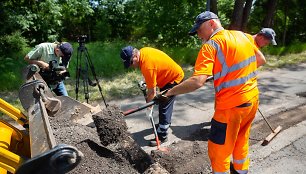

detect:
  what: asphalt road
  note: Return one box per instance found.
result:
[111,63,306,173]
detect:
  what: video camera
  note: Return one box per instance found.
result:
[39,60,70,85]
[77,35,87,47]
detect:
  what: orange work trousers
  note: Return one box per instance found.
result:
[208,95,259,173]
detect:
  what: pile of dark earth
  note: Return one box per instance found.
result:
[49,105,169,174]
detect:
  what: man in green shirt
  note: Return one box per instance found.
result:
[24,42,73,96]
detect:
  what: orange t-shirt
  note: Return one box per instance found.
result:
[139,47,184,89]
[193,30,259,110]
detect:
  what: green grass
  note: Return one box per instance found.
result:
[69,41,127,78]
[262,51,306,70]
[65,69,144,103]
[262,42,306,56]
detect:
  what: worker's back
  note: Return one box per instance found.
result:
[139,47,184,89]
[209,29,259,110]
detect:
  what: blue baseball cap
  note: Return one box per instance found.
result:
[189,11,219,35]
[59,42,73,61]
[259,28,277,45]
[120,46,134,68]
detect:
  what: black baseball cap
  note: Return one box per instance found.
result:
[120,46,134,68]
[59,42,73,61]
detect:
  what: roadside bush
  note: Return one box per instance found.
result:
[0,57,25,91]
[0,32,29,91]
[0,32,28,59]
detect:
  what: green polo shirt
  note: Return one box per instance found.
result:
[27,42,62,67]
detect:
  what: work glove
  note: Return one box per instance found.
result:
[153,90,169,104]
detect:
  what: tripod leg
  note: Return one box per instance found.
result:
[81,68,90,103]
[82,56,90,103]
[75,50,81,100]
[83,48,108,108]
[76,47,91,103]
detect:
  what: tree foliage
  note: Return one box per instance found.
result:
[0,0,305,58]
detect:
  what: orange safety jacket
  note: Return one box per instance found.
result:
[244,33,260,49]
[205,30,259,110]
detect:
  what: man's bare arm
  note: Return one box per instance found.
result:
[146,87,157,102]
[255,49,266,68]
[24,55,49,70]
[166,75,208,97]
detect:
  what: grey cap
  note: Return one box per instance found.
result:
[259,28,277,45]
[189,11,219,35]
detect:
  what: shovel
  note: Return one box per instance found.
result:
[146,106,169,152]
[122,100,156,116]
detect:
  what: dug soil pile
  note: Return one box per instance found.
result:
[49,104,171,173]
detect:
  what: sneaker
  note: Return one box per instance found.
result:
[149,136,168,147]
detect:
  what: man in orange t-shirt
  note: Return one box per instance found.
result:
[244,28,277,67]
[120,46,184,146]
[165,11,266,173]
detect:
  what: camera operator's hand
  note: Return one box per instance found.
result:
[33,60,50,70]
[57,69,70,80]
[24,56,50,71]
[54,65,66,73]
[39,62,50,70]
[57,69,67,75]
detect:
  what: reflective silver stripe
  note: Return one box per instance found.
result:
[228,56,256,73]
[215,70,257,92]
[206,38,257,93]
[156,127,163,133]
[158,124,170,129]
[207,40,257,81]
[233,157,249,173]
[214,55,256,81]
[206,40,228,80]
[236,170,248,174]
[233,157,247,164]
[157,124,170,134]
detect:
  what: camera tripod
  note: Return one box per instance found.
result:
[75,36,108,107]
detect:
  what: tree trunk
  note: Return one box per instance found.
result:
[228,0,245,30]
[262,0,277,27]
[282,2,288,45]
[211,0,218,15]
[241,0,253,32]
[206,0,211,11]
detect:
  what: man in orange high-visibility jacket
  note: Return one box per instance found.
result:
[165,11,266,173]
[120,46,184,146]
[245,28,277,49]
